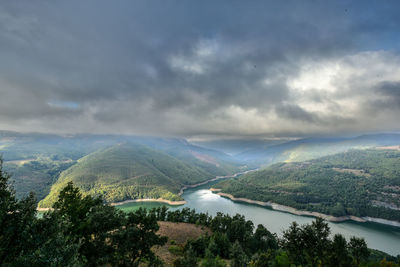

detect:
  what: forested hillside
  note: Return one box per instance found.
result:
[1,131,241,201]
[39,143,238,207]
[2,163,399,266]
[236,134,400,166]
[215,149,400,221]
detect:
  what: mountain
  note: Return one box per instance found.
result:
[215,148,400,221]
[235,133,400,166]
[1,131,242,201]
[191,138,287,155]
[38,142,241,208]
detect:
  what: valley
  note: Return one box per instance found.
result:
[2,131,400,258]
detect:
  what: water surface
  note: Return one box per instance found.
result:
[118,182,400,255]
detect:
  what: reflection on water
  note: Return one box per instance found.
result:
[117,184,400,256]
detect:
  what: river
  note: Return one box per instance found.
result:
[117,181,400,256]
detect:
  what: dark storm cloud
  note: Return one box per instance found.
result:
[0,0,399,137]
[367,81,400,112]
[377,82,400,105]
[275,104,319,123]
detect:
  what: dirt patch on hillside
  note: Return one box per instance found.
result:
[150,221,211,266]
[332,167,371,177]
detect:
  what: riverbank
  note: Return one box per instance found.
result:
[110,198,186,206]
[36,169,256,211]
[37,198,186,211]
[214,191,400,227]
[179,169,258,195]
[37,207,53,212]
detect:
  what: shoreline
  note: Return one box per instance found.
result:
[214,191,400,227]
[37,207,53,212]
[179,168,258,195]
[36,169,257,211]
[107,169,258,207]
[37,198,186,211]
[110,198,186,206]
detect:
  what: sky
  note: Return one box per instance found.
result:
[0,0,399,139]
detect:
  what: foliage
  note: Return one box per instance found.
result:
[1,157,399,266]
[4,158,75,200]
[173,245,198,267]
[230,241,248,267]
[39,143,220,207]
[215,149,400,221]
[1,132,242,206]
[0,159,166,266]
[149,206,400,266]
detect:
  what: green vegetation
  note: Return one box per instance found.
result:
[1,131,242,205]
[215,149,400,221]
[4,158,75,200]
[1,160,399,266]
[150,207,400,266]
[236,134,400,166]
[0,159,166,266]
[39,143,230,207]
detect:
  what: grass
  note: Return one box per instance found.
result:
[151,221,211,266]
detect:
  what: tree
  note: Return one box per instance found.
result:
[174,245,198,267]
[0,158,81,265]
[281,218,331,266]
[52,183,167,266]
[329,234,351,266]
[310,217,330,264]
[248,253,271,267]
[281,221,304,264]
[201,249,227,267]
[349,236,370,266]
[251,224,278,253]
[211,232,231,258]
[1,157,167,267]
[230,241,248,267]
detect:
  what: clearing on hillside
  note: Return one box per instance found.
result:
[151,221,211,266]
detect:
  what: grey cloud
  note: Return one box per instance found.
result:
[275,104,319,123]
[367,81,400,111]
[377,81,400,104]
[0,1,399,137]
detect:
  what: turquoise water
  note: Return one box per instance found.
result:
[117,182,400,256]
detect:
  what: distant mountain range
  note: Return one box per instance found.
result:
[0,131,242,202]
[233,133,400,166]
[1,131,400,209]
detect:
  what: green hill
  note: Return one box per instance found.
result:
[1,131,242,201]
[236,134,400,166]
[215,148,400,221]
[39,143,218,207]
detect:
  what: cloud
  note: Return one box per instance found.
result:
[375,81,400,106]
[0,1,399,137]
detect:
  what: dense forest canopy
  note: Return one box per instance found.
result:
[1,160,399,266]
[215,149,400,221]
[0,133,241,206]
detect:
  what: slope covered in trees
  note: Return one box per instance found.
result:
[0,160,167,266]
[215,149,400,221]
[156,207,399,266]
[235,134,400,166]
[1,131,241,201]
[39,143,239,208]
[2,160,399,266]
